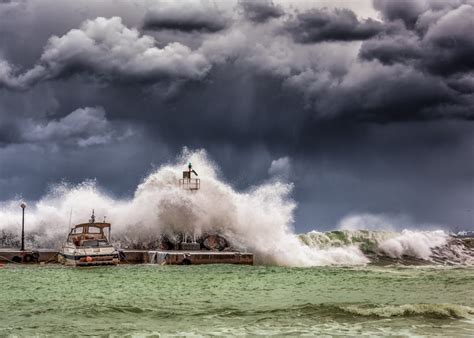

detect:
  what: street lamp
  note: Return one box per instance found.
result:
[20,202,26,251]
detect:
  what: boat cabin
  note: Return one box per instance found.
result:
[67,222,111,248]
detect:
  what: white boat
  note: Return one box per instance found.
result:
[58,211,119,266]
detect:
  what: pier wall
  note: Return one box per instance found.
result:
[0,249,253,265]
[148,251,254,265]
[0,250,58,264]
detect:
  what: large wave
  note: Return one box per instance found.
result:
[0,149,472,266]
[299,230,473,265]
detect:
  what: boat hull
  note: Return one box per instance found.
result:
[59,252,119,266]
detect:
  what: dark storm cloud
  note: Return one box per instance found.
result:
[0,0,474,231]
[373,0,427,28]
[358,30,423,66]
[447,74,474,94]
[143,2,228,32]
[360,3,474,77]
[0,16,211,90]
[422,4,474,75]
[286,8,383,43]
[1,1,473,121]
[286,63,465,121]
[0,106,132,147]
[239,0,284,23]
[21,107,116,147]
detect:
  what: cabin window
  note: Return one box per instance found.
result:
[81,240,109,247]
[72,227,84,234]
[82,241,99,248]
[88,226,102,234]
[82,240,99,247]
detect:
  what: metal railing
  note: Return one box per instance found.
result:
[179,178,200,190]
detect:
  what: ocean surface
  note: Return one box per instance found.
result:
[0,264,473,336]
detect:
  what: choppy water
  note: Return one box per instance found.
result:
[0,264,473,336]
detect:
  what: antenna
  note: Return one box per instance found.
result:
[68,207,73,230]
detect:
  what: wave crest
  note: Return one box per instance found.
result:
[340,303,474,319]
[299,229,473,265]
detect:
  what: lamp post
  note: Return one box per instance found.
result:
[20,202,26,251]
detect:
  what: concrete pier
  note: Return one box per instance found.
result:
[145,250,254,265]
[0,249,253,265]
[0,249,58,263]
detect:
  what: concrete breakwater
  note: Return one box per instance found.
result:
[0,249,253,265]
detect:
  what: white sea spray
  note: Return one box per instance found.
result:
[378,230,448,260]
[0,149,369,266]
[0,149,471,266]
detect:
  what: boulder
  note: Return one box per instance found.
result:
[202,234,229,251]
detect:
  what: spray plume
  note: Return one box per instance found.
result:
[0,149,470,266]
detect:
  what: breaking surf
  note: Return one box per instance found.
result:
[0,149,472,267]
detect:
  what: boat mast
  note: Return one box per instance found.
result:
[89,209,95,223]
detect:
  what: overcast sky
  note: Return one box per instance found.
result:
[0,0,473,232]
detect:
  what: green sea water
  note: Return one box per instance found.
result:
[0,264,473,336]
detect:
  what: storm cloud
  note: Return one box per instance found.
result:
[239,0,284,23]
[20,106,131,147]
[0,16,211,90]
[143,1,228,32]
[0,0,473,231]
[360,2,474,76]
[285,8,384,43]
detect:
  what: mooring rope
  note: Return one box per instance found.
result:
[43,252,59,264]
[118,250,133,264]
[0,254,21,264]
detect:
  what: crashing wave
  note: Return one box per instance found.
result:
[248,303,474,319]
[0,148,472,266]
[298,229,474,265]
[339,303,474,319]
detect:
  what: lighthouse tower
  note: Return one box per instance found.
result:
[178,162,200,249]
[179,162,200,191]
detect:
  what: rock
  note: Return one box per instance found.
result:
[159,236,175,250]
[202,234,229,251]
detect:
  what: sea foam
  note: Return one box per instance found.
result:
[0,149,471,266]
